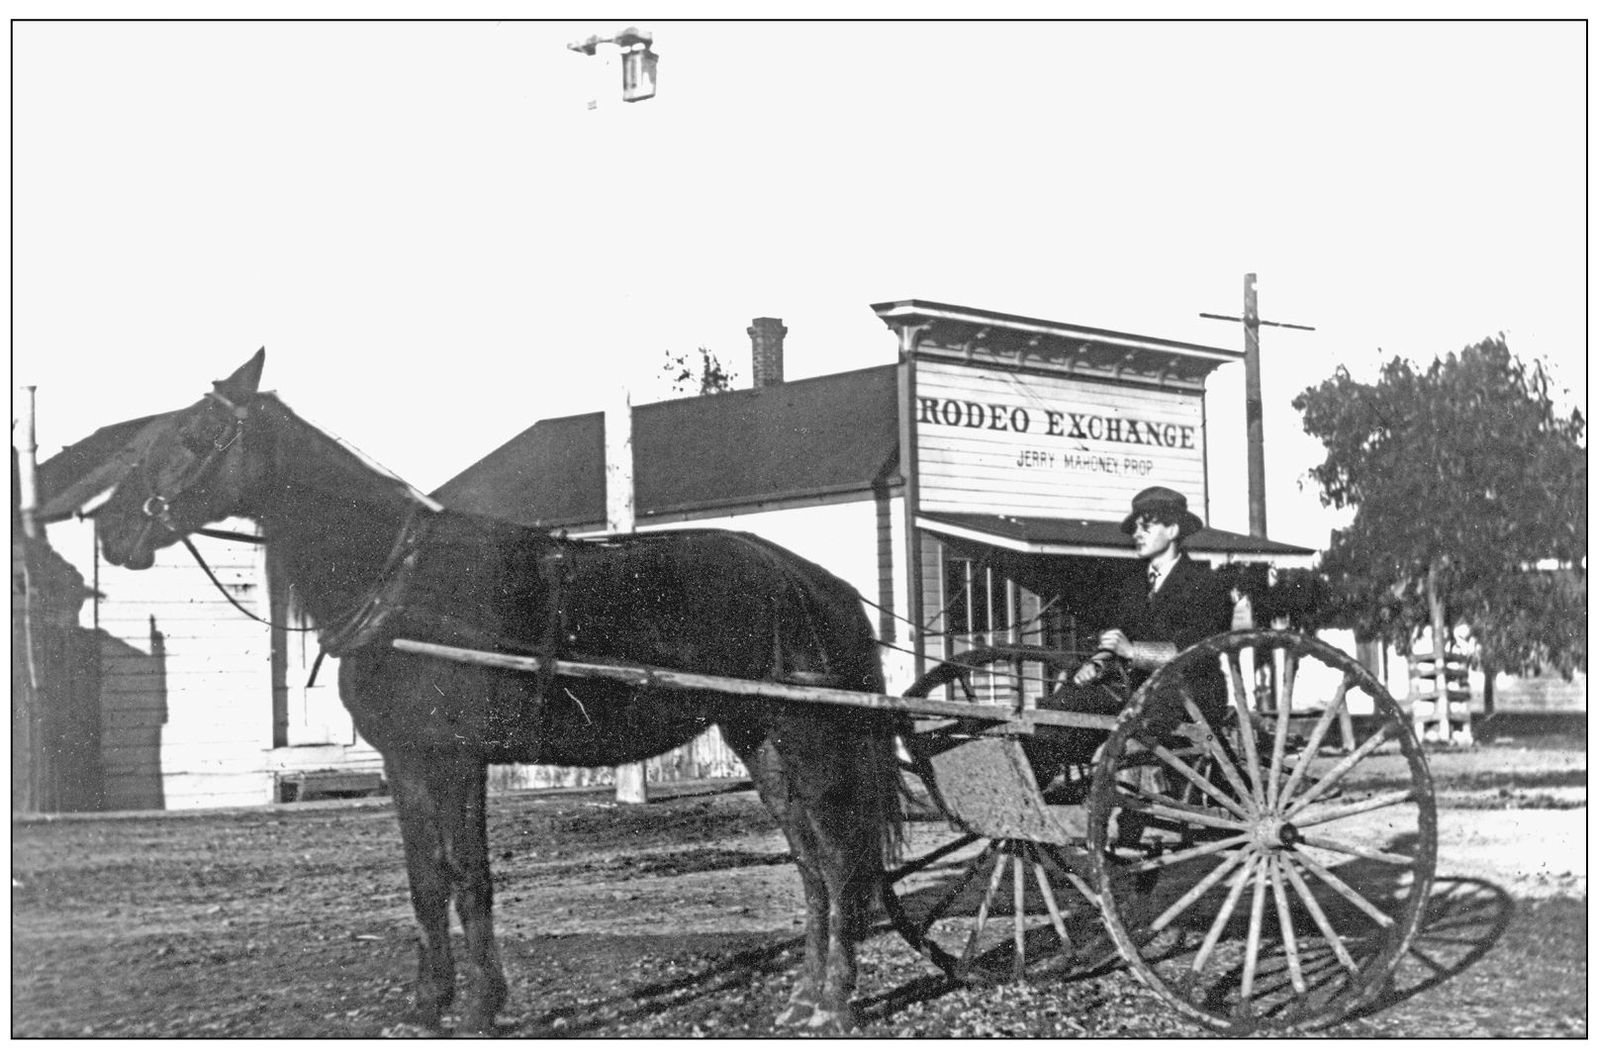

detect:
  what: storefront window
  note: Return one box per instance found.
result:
[942,556,1011,637]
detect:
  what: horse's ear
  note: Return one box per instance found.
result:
[215,347,266,400]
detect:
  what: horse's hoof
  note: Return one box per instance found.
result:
[774,1000,816,1027]
[400,1005,444,1032]
[380,1022,441,1039]
[804,1005,858,1034]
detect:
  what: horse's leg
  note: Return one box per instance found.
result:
[722,722,829,1026]
[777,849,831,1025]
[386,751,456,1029]
[784,711,895,1032]
[386,749,508,1034]
[439,755,508,1034]
[803,792,881,1033]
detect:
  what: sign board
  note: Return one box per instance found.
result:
[913,359,1206,521]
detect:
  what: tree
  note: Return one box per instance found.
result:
[1293,336,1586,680]
[660,347,737,396]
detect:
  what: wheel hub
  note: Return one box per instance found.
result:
[1251,815,1302,851]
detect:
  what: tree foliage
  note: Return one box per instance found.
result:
[1292,336,1586,677]
[661,348,737,396]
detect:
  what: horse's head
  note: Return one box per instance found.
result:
[96,349,268,570]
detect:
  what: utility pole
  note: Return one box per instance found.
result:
[569,29,657,804]
[1200,274,1315,538]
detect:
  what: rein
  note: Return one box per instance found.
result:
[176,505,435,648]
[179,534,313,633]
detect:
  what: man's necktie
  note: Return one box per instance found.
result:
[1148,565,1160,598]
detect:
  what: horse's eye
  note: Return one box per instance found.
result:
[178,427,212,454]
[178,410,230,452]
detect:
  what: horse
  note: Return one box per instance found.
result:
[91,349,905,1034]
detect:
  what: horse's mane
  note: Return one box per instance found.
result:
[251,393,447,632]
[256,392,442,512]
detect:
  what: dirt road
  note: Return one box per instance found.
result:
[10,740,1586,1038]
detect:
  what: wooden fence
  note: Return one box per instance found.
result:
[12,535,103,813]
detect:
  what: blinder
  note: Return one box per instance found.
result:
[137,388,251,533]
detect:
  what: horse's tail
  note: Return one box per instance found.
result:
[832,599,910,871]
[725,531,909,869]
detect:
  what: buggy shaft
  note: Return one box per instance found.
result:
[390,638,1118,733]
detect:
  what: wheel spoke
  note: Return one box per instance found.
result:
[916,843,995,939]
[1224,652,1267,798]
[1282,722,1397,818]
[1152,847,1250,932]
[1277,672,1354,806]
[1126,832,1251,873]
[959,846,1010,969]
[1193,852,1258,973]
[1407,943,1454,978]
[1178,694,1257,813]
[1279,855,1360,974]
[1145,740,1252,821]
[1295,832,1415,867]
[1240,852,1272,1002]
[1112,790,1252,832]
[1029,852,1075,962]
[1059,863,1098,907]
[1292,788,1417,829]
[885,831,982,882]
[1267,649,1298,810]
[1290,848,1396,928]
[1269,857,1308,993]
[1012,844,1027,981]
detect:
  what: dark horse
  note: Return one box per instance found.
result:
[93,350,904,1034]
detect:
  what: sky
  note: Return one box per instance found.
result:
[9,18,1587,551]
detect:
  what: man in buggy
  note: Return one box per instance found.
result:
[1028,486,1234,796]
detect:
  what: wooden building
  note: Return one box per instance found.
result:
[437,302,1316,777]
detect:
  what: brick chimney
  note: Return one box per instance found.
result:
[748,317,787,389]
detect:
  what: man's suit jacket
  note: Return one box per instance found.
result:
[1109,554,1233,715]
[1111,554,1232,653]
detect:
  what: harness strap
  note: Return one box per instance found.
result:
[535,547,575,698]
[319,505,436,655]
[178,505,434,688]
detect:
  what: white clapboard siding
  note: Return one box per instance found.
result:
[487,725,745,792]
[95,518,281,811]
[915,360,1207,518]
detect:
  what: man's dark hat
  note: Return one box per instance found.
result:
[1120,485,1204,537]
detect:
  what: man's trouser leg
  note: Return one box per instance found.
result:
[1024,682,1127,790]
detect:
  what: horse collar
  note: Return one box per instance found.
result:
[319,505,436,655]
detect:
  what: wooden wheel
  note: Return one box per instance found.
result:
[882,647,1114,985]
[1087,630,1438,1032]
[881,835,1111,985]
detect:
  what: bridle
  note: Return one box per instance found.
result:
[138,388,251,534]
[122,385,436,675]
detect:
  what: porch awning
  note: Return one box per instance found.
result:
[918,511,1317,567]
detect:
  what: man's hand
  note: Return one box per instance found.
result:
[1071,657,1103,687]
[1097,629,1133,659]
[1072,646,1121,687]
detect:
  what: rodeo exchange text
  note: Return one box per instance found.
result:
[915,397,1196,450]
